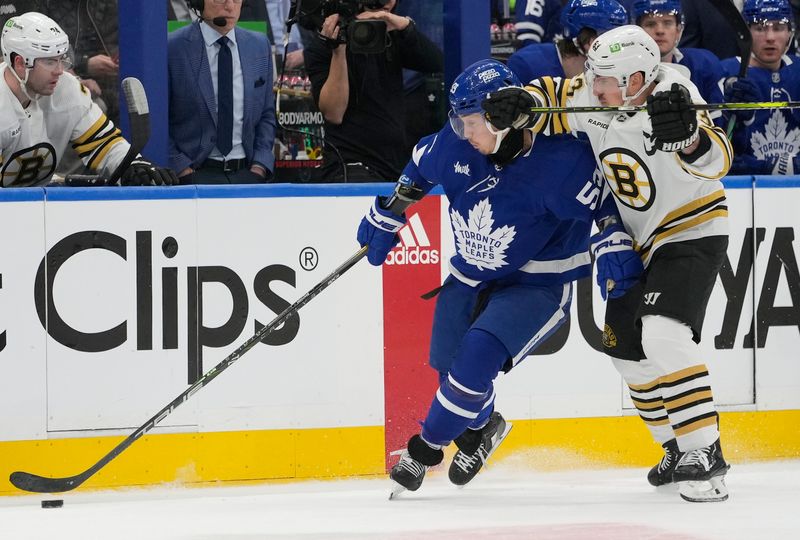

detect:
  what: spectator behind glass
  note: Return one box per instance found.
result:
[304,0,443,182]
[632,0,725,127]
[168,0,276,184]
[266,0,304,69]
[39,0,120,124]
[679,0,745,59]
[722,0,800,175]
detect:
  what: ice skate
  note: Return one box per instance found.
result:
[673,439,730,502]
[448,411,512,487]
[648,438,683,487]
[388,435,443,499]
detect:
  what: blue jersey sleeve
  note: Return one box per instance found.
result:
[514,0,562,45]
[399,130,447,195]
[539,138,599,223]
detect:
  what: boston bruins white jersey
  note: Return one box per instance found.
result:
[526,65,732,266]
[0,66,129,187]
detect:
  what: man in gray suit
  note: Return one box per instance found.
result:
[168,0,276,184]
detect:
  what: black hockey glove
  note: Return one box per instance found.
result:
[481,87,541,131]
[647,83,699,152]
[120,158,179,186]
[723,76,764,123]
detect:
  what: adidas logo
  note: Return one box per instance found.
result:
[386,213,440,266]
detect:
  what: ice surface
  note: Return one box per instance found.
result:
[1,459,798,540]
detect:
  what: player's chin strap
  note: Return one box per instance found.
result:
[489,127,526,166]
[7,65,38,103]
[621,82,649,108]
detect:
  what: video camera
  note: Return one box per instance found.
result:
[291,0,391,54]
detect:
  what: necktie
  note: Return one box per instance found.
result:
[216,36,233,156]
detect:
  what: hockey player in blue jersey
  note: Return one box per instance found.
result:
[355,59,640,497]
[722,0,800,175]
[631,0,726,127]
[509,0,628,84]
[513,0,563,45]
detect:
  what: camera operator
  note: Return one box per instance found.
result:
[303,0,443,182]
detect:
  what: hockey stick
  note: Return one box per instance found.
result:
[524,100,800,114]
[9,245,369,493]
[105,77,151,186]
[707,0,752,138]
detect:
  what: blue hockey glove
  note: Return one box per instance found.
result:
[357,196,406,266]
[591,223,644,301]
[723,77,764,123]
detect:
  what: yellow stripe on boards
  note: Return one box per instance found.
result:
[1,411,798,494]
[0,426,384,495]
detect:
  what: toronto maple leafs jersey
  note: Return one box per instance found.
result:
[514,0,563,45]
[0,67,129,187]
[401,124,598,286]
[507,43,565,85]
[525,65,732,266]
[672,47,725,125]
[720,55,800,175]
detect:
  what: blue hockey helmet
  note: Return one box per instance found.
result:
[448,59,521,143]
[449,59,521,116]
[743,0,794,28]
[632,0,684,25]
[560,0,629,40]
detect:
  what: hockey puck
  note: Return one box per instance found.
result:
[41,499,63,509]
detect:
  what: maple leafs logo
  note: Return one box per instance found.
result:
[450,198,516,271]
[751,112,800,160]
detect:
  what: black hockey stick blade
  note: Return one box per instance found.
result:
[707,0,752,137]
[707,0,752,75]
[9,245,369,493]
[106,77,151,185]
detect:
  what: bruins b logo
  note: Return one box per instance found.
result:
[1,142,57,187]
[599,147,655,212]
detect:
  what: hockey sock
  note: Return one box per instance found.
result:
[640,315,720,451]
[611,355,674,445]
[421,329,509,447]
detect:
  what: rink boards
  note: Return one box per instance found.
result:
[0,179,798,493]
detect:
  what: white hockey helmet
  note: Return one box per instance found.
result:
[1,12,70,68]
[585,25,660,103]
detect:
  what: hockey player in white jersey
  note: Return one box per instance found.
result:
[356,59,625,497]
[483,25,733,502]
[0,12,176,187]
